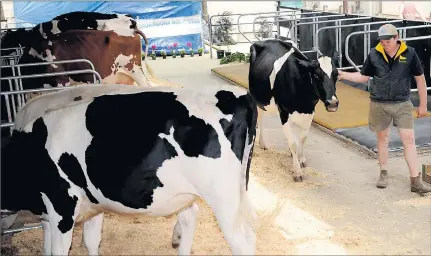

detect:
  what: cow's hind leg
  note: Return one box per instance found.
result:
[171,202,199,254]
[257,107,268,150]
[83,213,104,255]
[41,218,52,255]
[202,179,255,255]
[41,192,80,255]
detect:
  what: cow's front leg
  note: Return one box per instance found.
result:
[171,202,199,255]
[257,107,267,150]
[83,213,104,255]
[282,121,304,182]
[298,130,308,168]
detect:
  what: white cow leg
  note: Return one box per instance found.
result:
[282,121,304,182]
[41,193,78,255]
[204,183,255,254]
[171,202,199,255]
[83,213,104,255]
[298,130,308,168]
[297,113,314,168]
[41,218,52,255]
[257,107,267,150]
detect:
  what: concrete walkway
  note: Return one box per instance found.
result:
[146,55,431,255]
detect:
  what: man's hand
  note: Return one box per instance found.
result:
[417,104,428,118]
[337,70,345,81]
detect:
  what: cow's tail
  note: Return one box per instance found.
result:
[234,97,286,234]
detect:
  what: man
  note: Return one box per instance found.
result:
[338,24,430,194]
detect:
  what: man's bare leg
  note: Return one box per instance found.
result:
[398,128,431,194]
[376,127,390,188]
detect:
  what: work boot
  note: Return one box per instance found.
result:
[411,172,431,194]
[376,169,388,189]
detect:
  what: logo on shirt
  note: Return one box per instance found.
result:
[399,55,407,63]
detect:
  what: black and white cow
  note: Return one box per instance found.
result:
[1,83,263,255]
[248,39,339,182]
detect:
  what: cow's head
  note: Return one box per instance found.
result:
[0,28,41,55]
[248,40,339,113]
[296,50,340,112]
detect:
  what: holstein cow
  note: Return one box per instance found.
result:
[248,39,339,182]
[1,83,277,255]
[1,11,149,56]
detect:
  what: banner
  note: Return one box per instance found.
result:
[13,1,203,55]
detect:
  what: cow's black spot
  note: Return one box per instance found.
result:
[84,91,221,209]
[74,96,82,101]
[57,153,99,204]
[1,118,78,234]
[215,90,257,190]
[104,36,110,45]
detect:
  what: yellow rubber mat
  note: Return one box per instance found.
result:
[211,63,430,131]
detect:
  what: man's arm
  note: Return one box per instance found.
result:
[338,71,370,83]
[411,50,427,117]
[338,54,373,83]
[415,74,428,116]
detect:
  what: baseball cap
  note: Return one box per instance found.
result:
[377,24,398,40]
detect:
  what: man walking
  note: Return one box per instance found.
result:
[338,24,430,194]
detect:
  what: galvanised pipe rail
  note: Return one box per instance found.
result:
[209,10,307,58]
[252,14,345,42]
[240,11,326,44]
[345,24,431,72]
[315,19,404,69]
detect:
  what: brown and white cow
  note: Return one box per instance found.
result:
[21,29,152,88]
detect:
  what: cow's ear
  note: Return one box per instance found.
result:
[296,59,311,68]
[297,59,319,70]
[331,50,339,67]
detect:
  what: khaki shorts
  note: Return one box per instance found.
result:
[368,100,414,132]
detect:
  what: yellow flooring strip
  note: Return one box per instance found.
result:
[211,63,430,131]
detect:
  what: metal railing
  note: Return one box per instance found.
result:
[1,68,102,134]
[208,10,306,58]
[345,24,431,72]
[251,13,346,43]
[288,16,372,49]
[239,11,329,44]
[208,10,326,58]
[344,31,431,93]
[315,19,405,69]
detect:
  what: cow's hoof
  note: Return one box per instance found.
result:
[172,234,181,248]
[293,176,303,182]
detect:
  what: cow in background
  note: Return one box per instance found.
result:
[0,83,282,255]
[1,11,153,125]
[248,39,340,182]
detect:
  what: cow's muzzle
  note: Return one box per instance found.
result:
[325,96,339,112]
